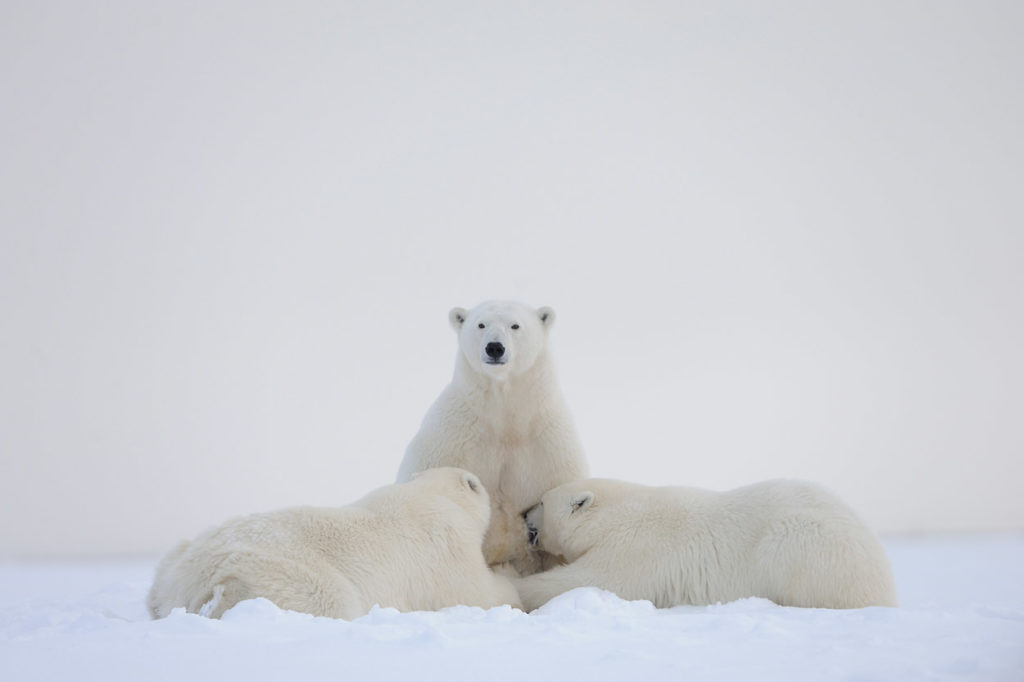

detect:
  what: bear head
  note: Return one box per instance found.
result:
[524,479,633,563]
[448,300,555,379]
[408,466,492,533]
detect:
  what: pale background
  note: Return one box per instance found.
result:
[1,1,1021,558]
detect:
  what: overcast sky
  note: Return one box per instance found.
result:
[1,1,1022,557]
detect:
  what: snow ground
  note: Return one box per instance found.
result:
[1,534,1022,682]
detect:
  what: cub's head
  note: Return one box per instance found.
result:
[524,479,631,563]
[408,467,491,532]
[449,300,555,379]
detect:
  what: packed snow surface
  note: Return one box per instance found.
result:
[2,534,1022,681]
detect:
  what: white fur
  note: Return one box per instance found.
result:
[147,468,521,619]
[515,478,898,610]
[397,301,589,573]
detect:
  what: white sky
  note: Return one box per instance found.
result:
[1,1,1022,556]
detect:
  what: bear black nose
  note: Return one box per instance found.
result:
[485,342,505,359]
[527,526,539,547]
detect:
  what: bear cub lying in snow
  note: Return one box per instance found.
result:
[515,478,898,611]
[398,300,588,574]
[147,468,521,619]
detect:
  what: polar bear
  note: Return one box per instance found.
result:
[397,300,588,574]
[515,478,898,610]
[147,468,521,619]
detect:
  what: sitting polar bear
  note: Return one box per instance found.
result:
[147,468,521,619]
[397,301,588,574]
[515,478,898,611]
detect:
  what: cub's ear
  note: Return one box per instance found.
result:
[537,306,556,328]
[461,471,482,493]
[449,307,468,331]
[570,491,593,513]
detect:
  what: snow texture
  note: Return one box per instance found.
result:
[1,534,1022,681]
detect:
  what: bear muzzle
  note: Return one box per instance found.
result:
[523,503,542,547]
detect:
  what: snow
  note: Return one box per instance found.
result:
[2,534,1022,681]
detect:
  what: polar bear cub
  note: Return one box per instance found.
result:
[397,301,588,573]
[147,468,521,619]
[516,478,898,610]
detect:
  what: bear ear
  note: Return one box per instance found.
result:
[537,306,556,329]
[570,491,593,513]
[449,307,468,331]
[461,471,482,493]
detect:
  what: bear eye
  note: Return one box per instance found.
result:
[511,324,520,330]
[478,323,485,329]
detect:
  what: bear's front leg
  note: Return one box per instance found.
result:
[513,563,606,611]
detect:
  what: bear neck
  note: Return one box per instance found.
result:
[452,350,558,418]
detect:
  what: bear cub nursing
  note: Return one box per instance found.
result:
[148,300,898,619]
[147,468,521,619]
[516,478,898,611]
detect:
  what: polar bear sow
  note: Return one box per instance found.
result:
[516,478,897,610]
[147,468,521,619]
[397,301,588,573]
